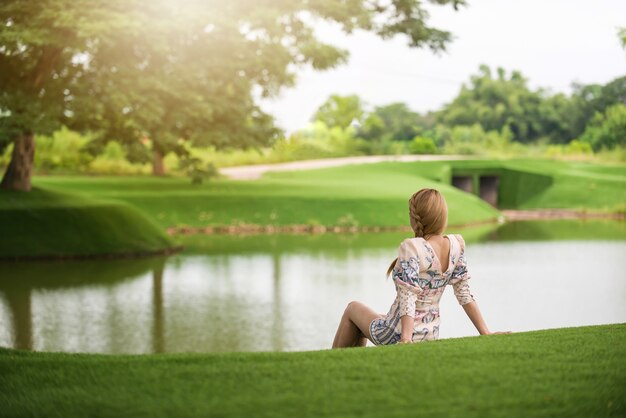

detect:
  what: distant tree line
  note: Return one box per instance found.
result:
[312,65,626,154]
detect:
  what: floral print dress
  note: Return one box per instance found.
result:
[369,234,474,345]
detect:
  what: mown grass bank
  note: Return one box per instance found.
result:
[33,159,625,233]
[0,188,176,259]
[3,158,623,258]
[30,161,500,230]
[1,324,624,417]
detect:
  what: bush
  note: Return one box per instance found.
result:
[580,103,626,151]
[545,139,594,160]
[31,128,94,173]
[408,136,437,154]
[271,121,365,161]
[88,142,151,175]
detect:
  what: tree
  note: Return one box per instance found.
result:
[313,95,365,129]
[359,103,432,141]
[1,0,467,190]
[536,93,582,144]
[580,103,626,151]
[568,75,626,141]
[438,65,547,143]
[0,0,155,189]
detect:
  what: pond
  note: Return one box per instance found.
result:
[1,220,625,354]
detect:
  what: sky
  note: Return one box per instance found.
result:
[260,0,626,133]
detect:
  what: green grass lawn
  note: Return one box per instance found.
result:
[0,188,176,259]
[29,161,499,230]
[498,159,626,210]
[2,158,624,258]
[32,159,625,232]
[402,158,626,211]
[1,324,624,417]
[26,165,499,228]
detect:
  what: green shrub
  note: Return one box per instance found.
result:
[88,142,151,175]
[545,139,594,160]
[408,136,437,154]
[271,121,366,161]
[580,103,626,151]
[34,128,95,172]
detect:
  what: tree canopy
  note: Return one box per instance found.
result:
[0,0,467,188]
[580,103,626,151]
[437,65,626,144]
[437,65,546,143]
[312,95,365,129]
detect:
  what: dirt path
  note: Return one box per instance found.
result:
[219,155,473,180]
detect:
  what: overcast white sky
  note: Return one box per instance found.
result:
[260,0,626,133]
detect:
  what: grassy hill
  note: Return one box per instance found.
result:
[0,188,176,259]
[31,159,625,234]
[31,162,501,230]
[2,158,623,258]
[1,324,624,417]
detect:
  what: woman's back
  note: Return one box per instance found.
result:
[332,188,508,349]
[424,235,451,272]
[392,234,467,291]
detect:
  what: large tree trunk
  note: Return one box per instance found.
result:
[152,148,166,176]
[1,133,35,191]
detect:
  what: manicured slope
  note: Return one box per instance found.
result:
[1,324,624,417]
[28,159,626,235]
[404,159,626,211]
[503,160,626,211]
[33,163,500,229]
[0,188,176,259]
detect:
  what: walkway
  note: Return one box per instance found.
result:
[219,155,472,180]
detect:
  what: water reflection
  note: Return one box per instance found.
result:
[4,286,32,350]
[0,220,624,354]
[152,261,165,353]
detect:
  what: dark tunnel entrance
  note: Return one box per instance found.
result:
[450,173,501,207]
[479,176,500,207]
[451,176,473,193]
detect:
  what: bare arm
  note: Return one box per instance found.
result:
[400,315,413,343]
[461,301,490,335]
[462,301,510,335]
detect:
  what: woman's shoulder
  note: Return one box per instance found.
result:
[449,234,466,251]
[398,237,422,254]
[450,233,465,244]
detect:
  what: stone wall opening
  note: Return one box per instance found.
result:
[452,175,473,193]
[479,175,500,207]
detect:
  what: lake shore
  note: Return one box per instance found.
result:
[165,209,624,236]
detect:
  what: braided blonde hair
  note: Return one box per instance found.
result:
[386,188,448,277]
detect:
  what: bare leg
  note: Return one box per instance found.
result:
[332,301,382,349]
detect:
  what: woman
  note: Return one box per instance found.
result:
[332,188,509,348]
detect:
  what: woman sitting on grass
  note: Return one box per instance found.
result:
[332,188,509,348]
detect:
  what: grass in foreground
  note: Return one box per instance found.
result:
[0,324,624,417]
